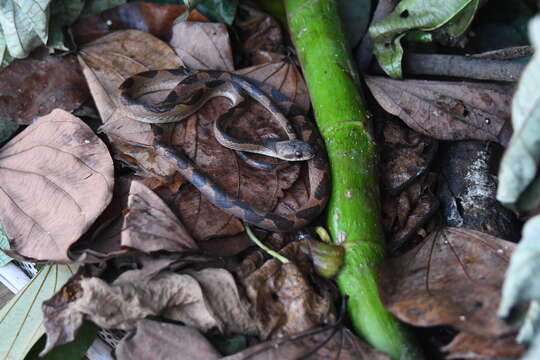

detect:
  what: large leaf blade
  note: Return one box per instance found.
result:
[0,264,78,360]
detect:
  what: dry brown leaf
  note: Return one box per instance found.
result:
[42,268,257,351]
[382,173,439,252]
[379,227,515,337]
[69,177,197,261]
[0,52,89,125]
[379,118,438,194]
[442,332,524,359]
[72,2,208,45]
[365,76,513,144]
[170,22,234,71]
[0,109,114,262]
[224,327,392,360]
[234,4,285,65]
[123,179,197,253]
[240,241,337,340]
[116,321,221,360]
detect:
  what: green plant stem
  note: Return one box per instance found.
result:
[244,223,290,264]
[284,0,422,358]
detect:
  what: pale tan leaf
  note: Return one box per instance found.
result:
[0,109,114,262]
[170,21,234,71]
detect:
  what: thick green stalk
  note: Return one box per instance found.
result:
[284,0,421,358]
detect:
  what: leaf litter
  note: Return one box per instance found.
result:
[0,1,533,359]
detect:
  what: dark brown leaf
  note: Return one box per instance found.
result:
[240,241,337,340]
[116,321,221,360]
[379,118,438,194]
[234,4,286,65]
[379,227,515,337]
[442,332,524,359]
[71,2,208,45]
[223,327,392,360]
[170,21,234,71]
[42,268,257,351]
[0,109,114,262]
[382,172,439,252]
[365,76,513,144]
[0,52,89,125]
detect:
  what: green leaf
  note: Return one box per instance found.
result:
[25,321,98,360]
[368,0,479,78]
[0,0,52,59]
[337,0,371,48]
[499,215,540,320]
[0,264,78,360]
[81,0,126,17]
[47,0,84,50]
[0,226,12,267]
[440,0,480,38]
[0,116,18,143]
[196,0,238,25]
[497,16,540,211]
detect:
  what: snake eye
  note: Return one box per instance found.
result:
[295,151,303,158]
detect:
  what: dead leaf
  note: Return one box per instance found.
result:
[223,327,392,360]
[42,268,257,351]
[382,173,439,252]
[442,332,524,359]
[116,320,221,360]
[170,21,234,71]
[379,118,438,194]
[0,51,89,125]
[240,241,337,340]
[0,109,114,262]
[71,2,208,45]
[365,76,513,144]
[379,227,515,337]
[69,177,197,261]
[234,4,285,65]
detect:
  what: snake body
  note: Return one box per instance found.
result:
[118,68,330,232]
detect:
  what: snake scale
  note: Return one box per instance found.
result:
[118,67,330,232]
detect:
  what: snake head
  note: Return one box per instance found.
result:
[275,140,316,161]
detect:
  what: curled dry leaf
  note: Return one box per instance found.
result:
[0,109,114,262]
[234,4,285,65]
[382,172,439,252]
[42,268,257,351]
[379,118,438,194]
[116,320,221,360]
[442,332,524,359]
[240,241,337,340]
[0,52,89,125]
[71,2,208,45]
[170,21,234,71]
[223,327,392,360]
[365,76,513,144]
[379,227,515,337]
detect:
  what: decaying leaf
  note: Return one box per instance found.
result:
[382,173,439,252]
[366,76,512,144]
[42,268,257,352]
[0,264,78,360]
[170,21,233,71]
[223,327,392,360]
[72,2,207,45]
[0,109,114,262]
[116,320,221,360]
[0,52,89,125]
[497,16,540,211]
[379,118,438,194]
[234,4,285,64]
[240,241,337,340]
[368,0,479,78]
[380,227,515,337]
[442,332,524,359]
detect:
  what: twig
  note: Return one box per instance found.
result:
[244,223,290,264]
